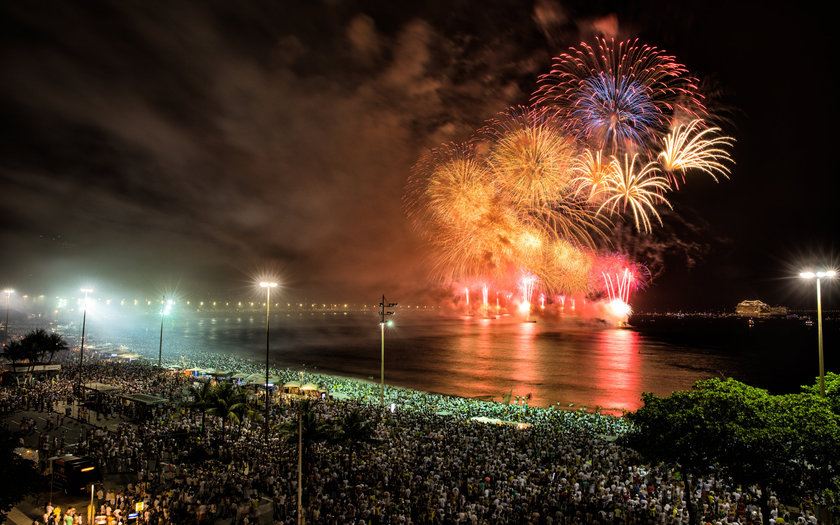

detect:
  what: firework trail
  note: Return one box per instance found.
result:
[596,154,672,233]
[519,274,538,315]
[658,119,735,188]
[534,38,704,155]
[571,149,611,200]
[602,269,633,303]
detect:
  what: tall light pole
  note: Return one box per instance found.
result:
[158,299,174,368]
[76,288,93,394]
[3,289,12,343]
[260,281,277,442]
[799,270,836,397]
[379,295,397,407]
[297,408,303,525]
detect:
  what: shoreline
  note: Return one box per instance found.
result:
[96,345,631,419]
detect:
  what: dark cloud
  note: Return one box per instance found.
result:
[1,1,836,310]
[0,0,554,300]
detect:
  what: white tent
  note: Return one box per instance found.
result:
[329,392,351,401]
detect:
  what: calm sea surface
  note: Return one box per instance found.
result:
[49,311,839,413]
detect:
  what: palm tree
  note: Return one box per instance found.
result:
[276,399,335,522]
[334,406,378,471]
[276,399,334,453]
[2,329,67,364]
[2,339,29,385]
[25,329,68,363]
[188,381,215,430]
[2,330,67,384]
[40,330,68,364]
[206,382,248,439]
[231,395,259,434]
[1,339,27,365]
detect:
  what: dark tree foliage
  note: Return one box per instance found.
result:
[802,371,840,415]
[333,406,377,471]
[205,382,249,439]
[625,378,840,524]
[0,430,47,521]
[2,328,68,364]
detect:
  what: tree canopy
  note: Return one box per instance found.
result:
[0,430,47,522]
[802,371,840,415]
[625,377,840,523]
[2,328,68,365]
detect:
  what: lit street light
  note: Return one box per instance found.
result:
[76,288,93,393]
[379,295,397,407]
[799,269,836,397]
[260,281,278,443]
[158,298,174,368]
[3,289,13,343]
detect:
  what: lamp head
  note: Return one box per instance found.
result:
[259,282,278,288]
[800,270,836,279]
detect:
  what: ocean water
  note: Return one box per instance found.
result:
[48,310,837,413]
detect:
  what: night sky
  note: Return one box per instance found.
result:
[0,1,836,311]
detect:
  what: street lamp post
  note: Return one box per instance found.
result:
[260,282,277,442]
[378,295,397,407]
[799,270,836,397]
[297,409,303,525]
[3,289,12,343]
[76,288,93,394]
[158,299,174,368]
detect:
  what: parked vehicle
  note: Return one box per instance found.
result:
[52,455,101,494]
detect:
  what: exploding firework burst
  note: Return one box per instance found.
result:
[534,38,704,155]
[407,143,517,283]
[485,108,577,207]
[658,119,735,188]
[406,143,494,228]
[481,108,609,248]
[597,154,672,233]
[571,149,612,200]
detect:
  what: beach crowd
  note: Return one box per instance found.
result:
[1,348,827,525]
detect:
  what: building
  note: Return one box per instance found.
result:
[735,300,788,317]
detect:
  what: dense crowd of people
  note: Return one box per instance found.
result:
[1,348,829,524]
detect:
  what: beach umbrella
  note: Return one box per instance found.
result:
[283,381,302,389]
[245,373,264,383]
[300,383,319,391]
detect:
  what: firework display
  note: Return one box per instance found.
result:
[533,38,704,154]
[406,38,734,319]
